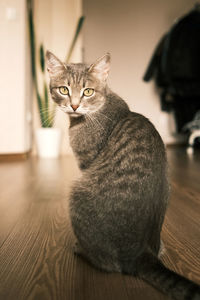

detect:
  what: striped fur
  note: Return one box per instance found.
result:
[46,51,200,300]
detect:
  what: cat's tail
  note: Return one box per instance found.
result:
[136,252,200,300]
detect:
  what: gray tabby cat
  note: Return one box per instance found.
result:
[46,50,200,300]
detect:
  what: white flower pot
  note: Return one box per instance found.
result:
[35,128,62,158]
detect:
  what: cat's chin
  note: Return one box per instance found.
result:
[68,112,83,118]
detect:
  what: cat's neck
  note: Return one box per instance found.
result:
[69,115,85,128]
[69,89,129,169]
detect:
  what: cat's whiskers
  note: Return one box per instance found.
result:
[41,110,56,127]
[86,114,105,133]
[85,114,100,131]
[84,115,93,130]
[39,107,55,112]
[40,109,56,119]
[39,107,57,121]
[85,114,95,128]
[94,111,113,122]
[93,117,105,132]
[40,109,56,114]
[41,118,54,128]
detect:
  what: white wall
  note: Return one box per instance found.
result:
[83,0,197,144]
[0,0,31,154]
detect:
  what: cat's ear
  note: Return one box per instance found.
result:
[46,50,65,76]
[88,53,111,81]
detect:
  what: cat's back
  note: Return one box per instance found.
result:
[111,111,164,154]
[84,109,168,207]
[95,110,166,175]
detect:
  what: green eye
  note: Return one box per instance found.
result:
[59,86,69,95]
[83,88,94,97]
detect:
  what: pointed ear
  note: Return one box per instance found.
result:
[46,50,65,76]
[88,53,111,81]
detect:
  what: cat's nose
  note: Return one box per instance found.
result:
[71,104,79,111]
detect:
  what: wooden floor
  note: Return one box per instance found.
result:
[0,147,199,300]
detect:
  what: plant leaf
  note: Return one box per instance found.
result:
[44,82,48,112]
[27,0,50,127]
[66,16,85,63]
[36,91,45,127]
[27,0,36,80]
[40,44,45,73]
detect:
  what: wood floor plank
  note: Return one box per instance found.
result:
[162,148,200,285]
[0,149,199,300]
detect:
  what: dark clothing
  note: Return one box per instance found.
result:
[143,8,200,132]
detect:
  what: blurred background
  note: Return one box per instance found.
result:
[0,0,198,157]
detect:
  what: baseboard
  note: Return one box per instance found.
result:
[0,152,30,162]
[166,143,187,148]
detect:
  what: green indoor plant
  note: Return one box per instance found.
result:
[27,0,85,157]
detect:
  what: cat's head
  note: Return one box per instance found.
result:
[46,51,110,118]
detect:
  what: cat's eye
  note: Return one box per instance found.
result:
[83,88,94,97]
[59,86,69,95]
